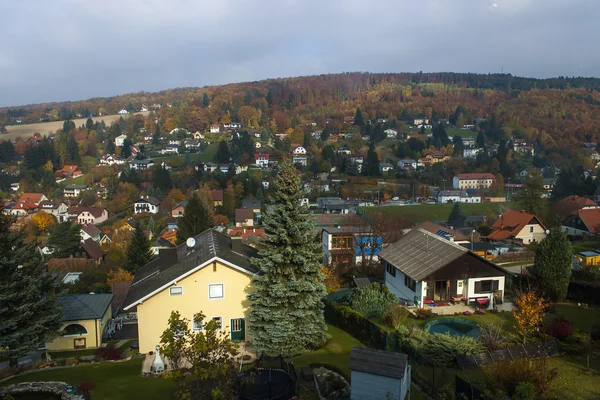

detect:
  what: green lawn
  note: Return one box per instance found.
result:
[152,143,217,166]
[60,174,86,186]
[365,202,506,223]
[1,359,176,400]
[81,155,97,173]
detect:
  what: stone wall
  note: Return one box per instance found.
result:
[0,381,85,399]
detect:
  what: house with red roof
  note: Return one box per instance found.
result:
[254,153,270,168]
[7,193,48,216]
[487,210,547,244]
[452,173,496,190]
[561,207,600,238]
[55,165,83,180]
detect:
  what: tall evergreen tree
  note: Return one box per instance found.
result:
[122,223,153,273]
[248,161,329,356]
[476,131,486,148]
[121,138,133,158]
[447,202,465,223]
[320,125,330,141]
[0,211,62,368]
[152,123,161,145]
[530,227,572,302]
[47,221,81,258]
[176,195,213,245]
[202,92,210,107]
[364,142,380,176]
[85,117,94,131]
[153,166,172,192]
[215,140,230,163]
[105,137,116,154]
[354,108,365,126]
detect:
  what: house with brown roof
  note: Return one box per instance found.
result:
[413,221,470,244]
[487,210,546,244]
[7,193,48,216]
[80,224,102,242]
[79,239,104,264]
[55,165,83,180]
[211,190,224,207]
[235,208,254,227]
[562,208,600,238]
[381,228,508,308]
[38,200,69,221]
[452,173,495,190]
[71,207,109,225]
[552,195,598,218]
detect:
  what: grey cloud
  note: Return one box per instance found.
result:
[0,0,598,106]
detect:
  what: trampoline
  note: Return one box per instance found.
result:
[237,353,298,400]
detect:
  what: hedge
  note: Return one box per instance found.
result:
[567,281,600,304]
[324,302,387,349]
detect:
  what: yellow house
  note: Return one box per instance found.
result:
[123,230,258,354]
[47,294,114,351]
[577,251,600,267]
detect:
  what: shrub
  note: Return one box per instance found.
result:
[463,310,473,316]
[561,330,591,355]
[483,357,558,398]
[383,304,410,330]
[545,317,572,340]
[414,308,433,320]
[94,344,122,361]
[350,283,397,318]
[513,381,536,400]
[479,320,506,351]
[476,309,486,315]
[324,302,387,349]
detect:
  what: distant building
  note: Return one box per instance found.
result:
[115,134,128,147]
[134,197,160,214]
[453,173,495,190]
[63,184,89,198]
[210,125,220,133]
[130,159,155,170]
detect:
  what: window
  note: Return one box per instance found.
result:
[62,324,88,336]
[404,275,416,291]
[192,318,203,332]
[209,284,224,299]
[529,226,534,233]
[386,263,396,277]
[212,317,222,329]
[474,280,498,293]
[169,286,183,296]
[331,235,352,249]
[231,318,242,332]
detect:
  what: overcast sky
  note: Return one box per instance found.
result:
[0,0,597,107]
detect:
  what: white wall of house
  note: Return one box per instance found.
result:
[466,276,505,308]
[322,231,332,265]
[561,225,589,237]
[384,265,423,306]
[350,368,409,400]
[515,223,546,244]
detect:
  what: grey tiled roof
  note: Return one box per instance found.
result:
[57,294,114,322]
[349,347,408,379]
[123,229,258,310]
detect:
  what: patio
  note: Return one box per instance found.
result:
[409,301,514,316]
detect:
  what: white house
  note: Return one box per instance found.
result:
[384,129,398,138]
[488,210,547,244]
[99,154,125,166]
[210,125,220,133]
[118,109,128,115]
[413,117,429,126]
[453,173,495,190]
[115,135,128,147]
[379,163,393,173]
[381,228,508,308]
[254,153,270,168]
[349,347,410,400]
[293,146,307,155]
[397,159,417,169]
[160,146,179,155]
[38,200,69,222]
[63,184,89,198]
[292,155,308,166]
[168,139,181,146]
[462,147,483,159]
[134,196,160,214]
[254,141,262,149]
[437,190,462,203]
[130,159,155,170]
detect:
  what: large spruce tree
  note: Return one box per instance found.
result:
[364,142,380,176]
[0,211,61,368]
[530,227,572,302]
[248,161,329,356]
[123,223,153,273]
[176,194,213,245]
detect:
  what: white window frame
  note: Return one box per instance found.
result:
[169,286,183,296]
[192,317,204,332]
[208,283,224,300]
[211,316,222,329]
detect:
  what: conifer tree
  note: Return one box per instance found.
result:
[447,202,465,223]
[47,221,81,258]
[0,211,61,368]
[152,123,161,144]
[320,125,330,141]
[530,227,572,302]
[176,194,213,245]
[354,107,365,126]
[123,223,153,273]
[202,92,210,107]
[248,161,329,356]
[364,142,380,176]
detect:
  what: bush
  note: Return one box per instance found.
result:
[513,381,536,400]
[94,344,122,361]
[483,357,558,398]
[561,330,591,355]
[414,308,433,320]
[383,304,410,330]
[350,283,397,318]
[567,281,600,305]
[545,317,572,340]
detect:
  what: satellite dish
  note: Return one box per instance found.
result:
[186,237,196,248]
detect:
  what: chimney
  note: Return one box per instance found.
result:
[231,236,244,253]
[159,248,178,272]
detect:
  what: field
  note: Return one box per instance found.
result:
[365,202,507,223]
[3,111,150,140]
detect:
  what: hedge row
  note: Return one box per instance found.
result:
[324,302,387,349]
[567,281,600,304]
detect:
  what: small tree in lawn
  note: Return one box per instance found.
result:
[0,211,62,368]
[248,161,329,356]
[513,290,546,344]
[122,223,153,273]
[176,194,213,245]
[160,311,237,400]
[530,227,572,302]
[447,202,465,224]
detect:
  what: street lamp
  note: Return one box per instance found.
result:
[471,229,476,252]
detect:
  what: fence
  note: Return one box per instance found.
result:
[456,340,560,370]
[567,280,600,304]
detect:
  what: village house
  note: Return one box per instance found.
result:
[254,153,270,168]
[241,199,262,214]
[134,196,160,214]
[7,193,48,216]
[130,159,155,170]
[413,117,429,126]
[211,190,224,207]
[72,207,109,225]
[397,159,417,169]
[55,165,83,180]
[317,197,353,214]
[384,129,398,138]
[171,200,188,218]
[80,224,102,242]
[379,163,394,174]
[150,237,176,256]
[381,228,508,308]
[160,146,179,155]
[462,147,483,159]
[235,208,254,227]
[292,155,308,166]
[122,230,258,353]
[78,239,105,264]
[115,134,128,147]
[118,109,128,115]
[321,227,383,267]
[37,200,69,222]
[99,154,125,166]
[184,141,201,150]
[210,124,220,133]
[488,210,547,244]
[45,294,114,351]
[63,184,89,198]
[452,173,496,190]
[562,206,600,238]
[193,131,204,140]
[293,146,307,155]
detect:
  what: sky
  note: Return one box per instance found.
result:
[0,0,598,107]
